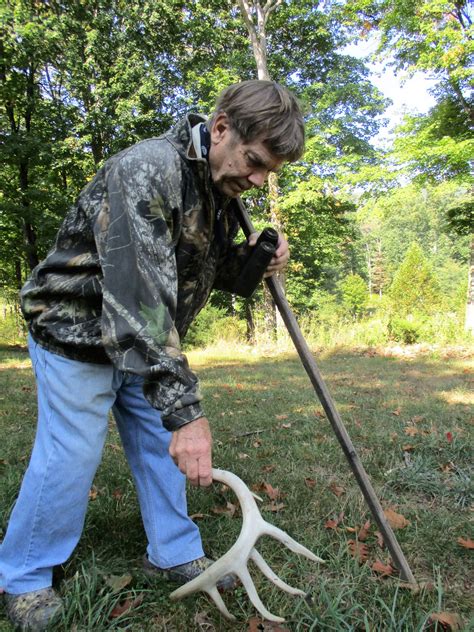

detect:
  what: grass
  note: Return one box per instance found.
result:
[0,341,473,631]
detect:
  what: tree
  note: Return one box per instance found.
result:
[339,273,369,318]
[389,242,441,316]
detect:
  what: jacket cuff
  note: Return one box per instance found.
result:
[162,402,205,431]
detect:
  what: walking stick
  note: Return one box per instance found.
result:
[235,198,416,585]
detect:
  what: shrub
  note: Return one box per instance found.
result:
[183,304,245,349]
[388,315,423,344]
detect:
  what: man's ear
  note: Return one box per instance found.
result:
[210,112,231,145]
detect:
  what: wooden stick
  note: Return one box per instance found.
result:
[235,198,416,585]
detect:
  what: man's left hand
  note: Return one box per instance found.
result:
[248,231,290,277]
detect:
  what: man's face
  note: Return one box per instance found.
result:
[208,113,284,198]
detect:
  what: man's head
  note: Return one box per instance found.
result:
[207,80,305,197]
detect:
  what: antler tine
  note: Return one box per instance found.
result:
[263,523,325,563]
[170,468,323,622]
[236,564,285,623]
[249,548,306,596]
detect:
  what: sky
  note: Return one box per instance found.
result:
[344,38,438,147]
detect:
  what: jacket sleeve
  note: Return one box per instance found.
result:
[94,147,204,431]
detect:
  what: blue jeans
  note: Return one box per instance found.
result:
[0,337,204,594]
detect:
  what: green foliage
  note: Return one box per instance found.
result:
[389,242,442,316]
[339,273,369,317]
[183,304,245,349]
[388,315,424,344]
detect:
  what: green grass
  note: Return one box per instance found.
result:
[0,342,473,631]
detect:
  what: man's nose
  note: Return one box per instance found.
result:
[247,170,268,188]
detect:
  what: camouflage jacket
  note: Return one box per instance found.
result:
[21,114,249,431]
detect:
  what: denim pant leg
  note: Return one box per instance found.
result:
[0,339,116,594]
[112,374,204,568]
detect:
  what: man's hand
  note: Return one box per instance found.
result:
[169,417,213,487]
[248,231,290,278]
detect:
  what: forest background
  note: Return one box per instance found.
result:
[0,0,473,350]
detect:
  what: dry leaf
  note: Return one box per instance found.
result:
[371,560,394,576]
[261,464,275,473]
[248,616,290,631]
[348,539,369,563]
[457,537,474,549]
[428,612,463,630]
[404,427,418,437]
[304,478,316,488]
[280,423,292,429]
[238,452,250,459]
[109,594,143,619]
[263,502,285,512]
[392,409,401,416]
[275,414,288,420]
[88,486,99,501]
[112,489,123,500]
[402,444,415,452]
[446,432,453,443]
[375,531,385,549]
[190,513,209,521]
[194,610,217,631]
[325,512,344,530]
[358,520,371,542]
[105,574,133,593]
[398,580,434,593]
[329,482,345,497]
[384,508,410,529]
[253,439,262,448]
[211,502,237,518]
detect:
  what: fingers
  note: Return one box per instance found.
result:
[264,234,290,277]
[169,417,213,487]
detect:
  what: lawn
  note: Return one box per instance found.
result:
[0,342,472,631]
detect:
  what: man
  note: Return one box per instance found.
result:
[0,80,305,630]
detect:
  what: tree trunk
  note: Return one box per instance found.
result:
[236,0,285,339]
[466,234,474,333]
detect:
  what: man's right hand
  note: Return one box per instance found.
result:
[169,417,213,487]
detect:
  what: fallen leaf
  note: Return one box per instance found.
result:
[404,427,418,437]
[194,610,217,631]
[112,489,123,500]
[392,409,401,416]
[358,520,371,542]
[428,612,463,630]
[248,616,290,631]
[262,502,285,512]
[105,574,133,593]
[440,462,454,473]
[402,444,415,451]
[384,508,410,529]
[109,594,143,619]
[304,478,316,488]
[190,513,209,521]
[375,531,385,549]
[88,487,99,501]
[390,432,399,442]
[211,502,238,518]
[253,439,262,448]
[348,539,368,563]
[411,415,425,423]
[329,482,345,497]
[325,512,344,530]
[235,383,244,390]
[253,482,282,501]
[446,432,453,443]
[457,537,474,549]
[275,414,288,420]
[280,423,292,429]
[238,452,250,459]
[371,560,394,576]
[261,464,275,473]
